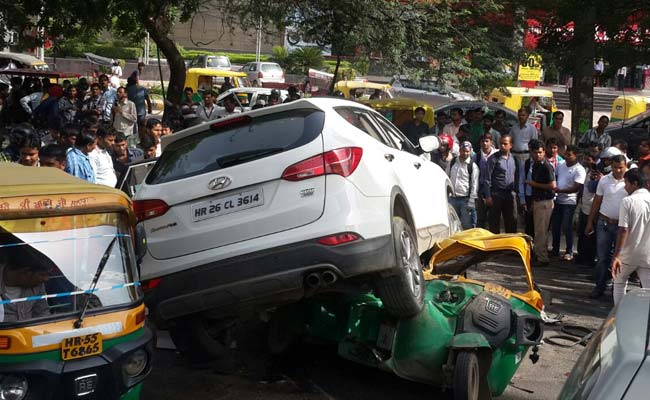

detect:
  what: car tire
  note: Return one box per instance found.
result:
[453,351,480,400]
[169,316,235,361]
[375,216,425,318]
[448,203,462,235]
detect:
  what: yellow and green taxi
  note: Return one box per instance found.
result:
[0,164,153,400]
[184,68,249,96]
[361,97,435,128]
[610,95,650,122]
[333,80,394,100]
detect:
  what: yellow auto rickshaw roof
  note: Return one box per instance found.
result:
[334,80,391,91]
[613,95,650,102]
[361,97,432,110]
[0,164,132,215]
[186,68,247,78]
[492,87,554,98]
[426,228,534,289]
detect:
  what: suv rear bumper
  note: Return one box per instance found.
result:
[146,234,395,322]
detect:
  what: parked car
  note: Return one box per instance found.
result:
[605,110,650,159]
[391,76,475,108]
[558,288,650,400]
[187,54,232,71]
[216,87,288,110]
[241,62,286,86]
[134,98,459,359]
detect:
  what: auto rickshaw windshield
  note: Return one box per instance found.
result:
[0,212,140,326]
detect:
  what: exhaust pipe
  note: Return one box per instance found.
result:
[305,272,321,289]
[321,270,338,286]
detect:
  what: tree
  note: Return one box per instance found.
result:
[1,0,203,118]
[289,47,324,74]
[523,1,650,136]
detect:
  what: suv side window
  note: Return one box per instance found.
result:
[371,112,419,154]
[335,107,395,148]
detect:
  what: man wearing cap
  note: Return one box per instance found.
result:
[432,134,454,174]
[586,154,628,299]
[449,141,480,229]
[509,107,539,167]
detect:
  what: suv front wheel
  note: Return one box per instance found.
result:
[375,216,425,318]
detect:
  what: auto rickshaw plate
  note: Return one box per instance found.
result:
[61,332,103,361]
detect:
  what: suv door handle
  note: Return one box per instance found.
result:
[413,162,421,169]
[384,154,394,162]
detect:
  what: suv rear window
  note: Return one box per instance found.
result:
[207,56,230,68]
[146,109,325,184]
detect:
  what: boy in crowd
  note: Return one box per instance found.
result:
[39,144,67,170]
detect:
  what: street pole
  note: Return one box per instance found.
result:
[255,17,262,63]
[144,32,150,65]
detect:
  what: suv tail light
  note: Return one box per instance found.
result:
[141,277,163,293]
[281,147,363,182]
[317,233,360,246]
[134,199,169,222]
[258,71,263,79]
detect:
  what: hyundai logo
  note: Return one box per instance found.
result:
[207,176,232,191]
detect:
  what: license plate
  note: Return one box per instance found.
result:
[192,188,264,222]
[75,374,98,396]
[61,333,103,361]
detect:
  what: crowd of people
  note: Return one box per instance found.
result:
[405,106,650,304]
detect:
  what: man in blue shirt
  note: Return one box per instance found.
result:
[484,134,520,233]
[65,131,97,183]
[126,77,152,135]
[98,74,116,123]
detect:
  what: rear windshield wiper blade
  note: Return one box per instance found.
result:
[217,147,285,169]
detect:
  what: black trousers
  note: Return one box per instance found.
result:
[489,192,518,234]
[525,195,535,237]
[576,211,597,266]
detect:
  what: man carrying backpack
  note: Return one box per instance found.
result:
[448,141,480,229]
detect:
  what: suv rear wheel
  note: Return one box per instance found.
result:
[375,216,425,318]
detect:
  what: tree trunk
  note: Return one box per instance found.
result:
[147,26,185,121]
[329,55,341,95]
[570,6,596,142]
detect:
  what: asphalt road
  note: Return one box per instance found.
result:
[141,256,614,400]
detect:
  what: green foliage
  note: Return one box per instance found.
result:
[288,47,324,73]
[271,46,290,67]
[47,41,142,60]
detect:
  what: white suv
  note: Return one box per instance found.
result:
[135,98,458,358]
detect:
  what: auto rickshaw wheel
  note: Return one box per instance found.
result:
[375,216,425,318]
[169,316,235,362]
[453,351,480,400]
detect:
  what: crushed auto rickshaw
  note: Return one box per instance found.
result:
[0,164,153,400]
[267,229,543,400]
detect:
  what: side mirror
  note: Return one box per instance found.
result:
[419,135,441,153]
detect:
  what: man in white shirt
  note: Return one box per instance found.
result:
[586,155,628,299]
[214,96,241,119]
[448,141,480,230]
[196,90,219,122]
[89,127,118,188]
[612,168,650,305]
[508,107,539,167]
[551,146,586,261]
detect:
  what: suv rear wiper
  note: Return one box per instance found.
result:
[73,236,117,329]
[217,147,284,169]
